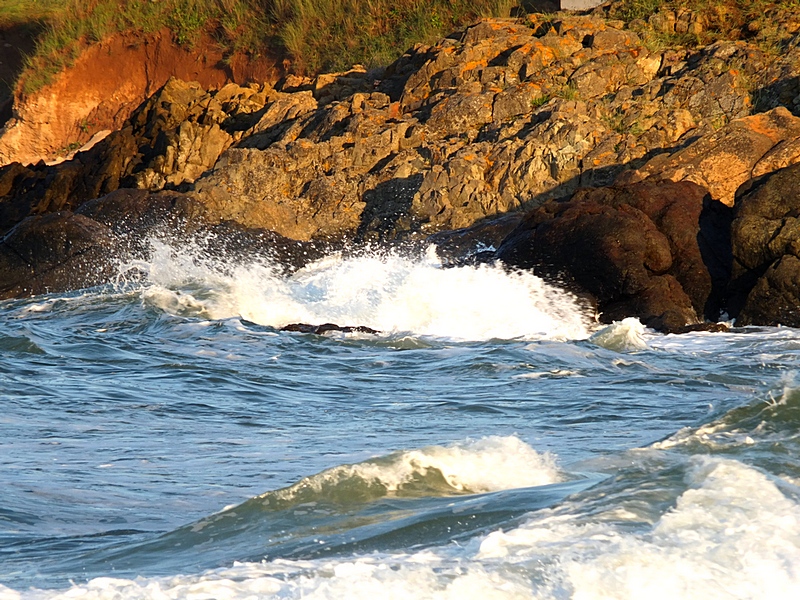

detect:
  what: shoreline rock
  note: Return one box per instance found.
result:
[494,179,731,331]
[3,12,800,329]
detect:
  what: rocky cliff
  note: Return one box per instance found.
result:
[2,8,800,330]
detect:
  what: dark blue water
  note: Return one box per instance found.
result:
[1,248,798,598]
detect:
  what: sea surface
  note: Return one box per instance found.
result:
[1,240,798,599]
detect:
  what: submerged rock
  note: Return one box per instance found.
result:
[281,323,380,335]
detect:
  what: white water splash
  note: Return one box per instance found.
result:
[589,317,648,352]
[122,241,591,341]
[13,458,799,600]
[479,456,800,599]
[263,435,562,502]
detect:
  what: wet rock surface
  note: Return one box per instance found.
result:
[729,163,800,327]
[281,323,380,335]
[0,211,117,299]
[3,11,800,328]
[494,180,731,331]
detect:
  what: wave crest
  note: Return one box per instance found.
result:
[255,435,561,510]
[122,240,591,341]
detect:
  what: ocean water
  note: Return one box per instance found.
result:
[1,240,798,599]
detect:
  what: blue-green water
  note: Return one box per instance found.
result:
[1,244,798,599]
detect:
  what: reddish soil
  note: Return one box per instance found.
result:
[0,29,284,166]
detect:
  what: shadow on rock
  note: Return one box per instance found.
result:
[357,174,423,242]
[729,162,800,327]
[494,179,733,332]
[0,188,330,300]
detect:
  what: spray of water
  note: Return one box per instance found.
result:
[119,239,592,342]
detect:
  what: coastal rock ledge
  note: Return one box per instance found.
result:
[3,11,800,330]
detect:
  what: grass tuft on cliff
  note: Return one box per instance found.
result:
[273,0,515,73]
[7,0,515,97]
[610,0,800,44]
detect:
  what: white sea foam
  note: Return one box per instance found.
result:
[123,241,591,341]
[265,435,563,501]
[588,317,648,352]
[15,458,799,600]
[479,457,800,599]
[653,375,799,451]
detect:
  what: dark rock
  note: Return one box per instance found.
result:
[666,321,731,335]
[0,211,117,298]
[77,187,327,272]
[730,162,800,326]
[737,255,800,326]
[76,188,198,235]
[495,180,730,331]
[196,221,332,273]
[281,323,379,335]
[427,212,524,265]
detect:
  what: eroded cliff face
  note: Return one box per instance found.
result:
[0,28,280,167]
[2,11,800,329]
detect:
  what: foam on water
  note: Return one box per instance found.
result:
[259,435,563,504]
[123,240,591,341]
[10,457,799,600]
[653,377,800,453]
[588,317,649,352]
[479,457,800,599]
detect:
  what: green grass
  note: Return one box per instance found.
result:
[274,0,516,73]
[11,0,800,100]
[531,93,551,108]
[4,0,516,97]
[0,0,68,26]
[554,81,579,101]
[610,0,665,22]
[611,0,800,35]
[13,1,279,96]
[608,0,800,57]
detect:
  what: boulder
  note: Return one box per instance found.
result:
[495,180,732,331]
[0,211,117,298]
[619,107,800,206]
[737,255,800,326]
[77,188,325,272]
[729,162,800,326]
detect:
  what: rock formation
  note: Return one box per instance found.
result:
[729,163,800,327]
[3,9,800,329]
[0,29,280,167]
[494,179,732,331]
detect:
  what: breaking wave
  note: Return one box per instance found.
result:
[120,240,592,341]
[9,458,798,600]
[255,434,562,507]
[653,376,800,454]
